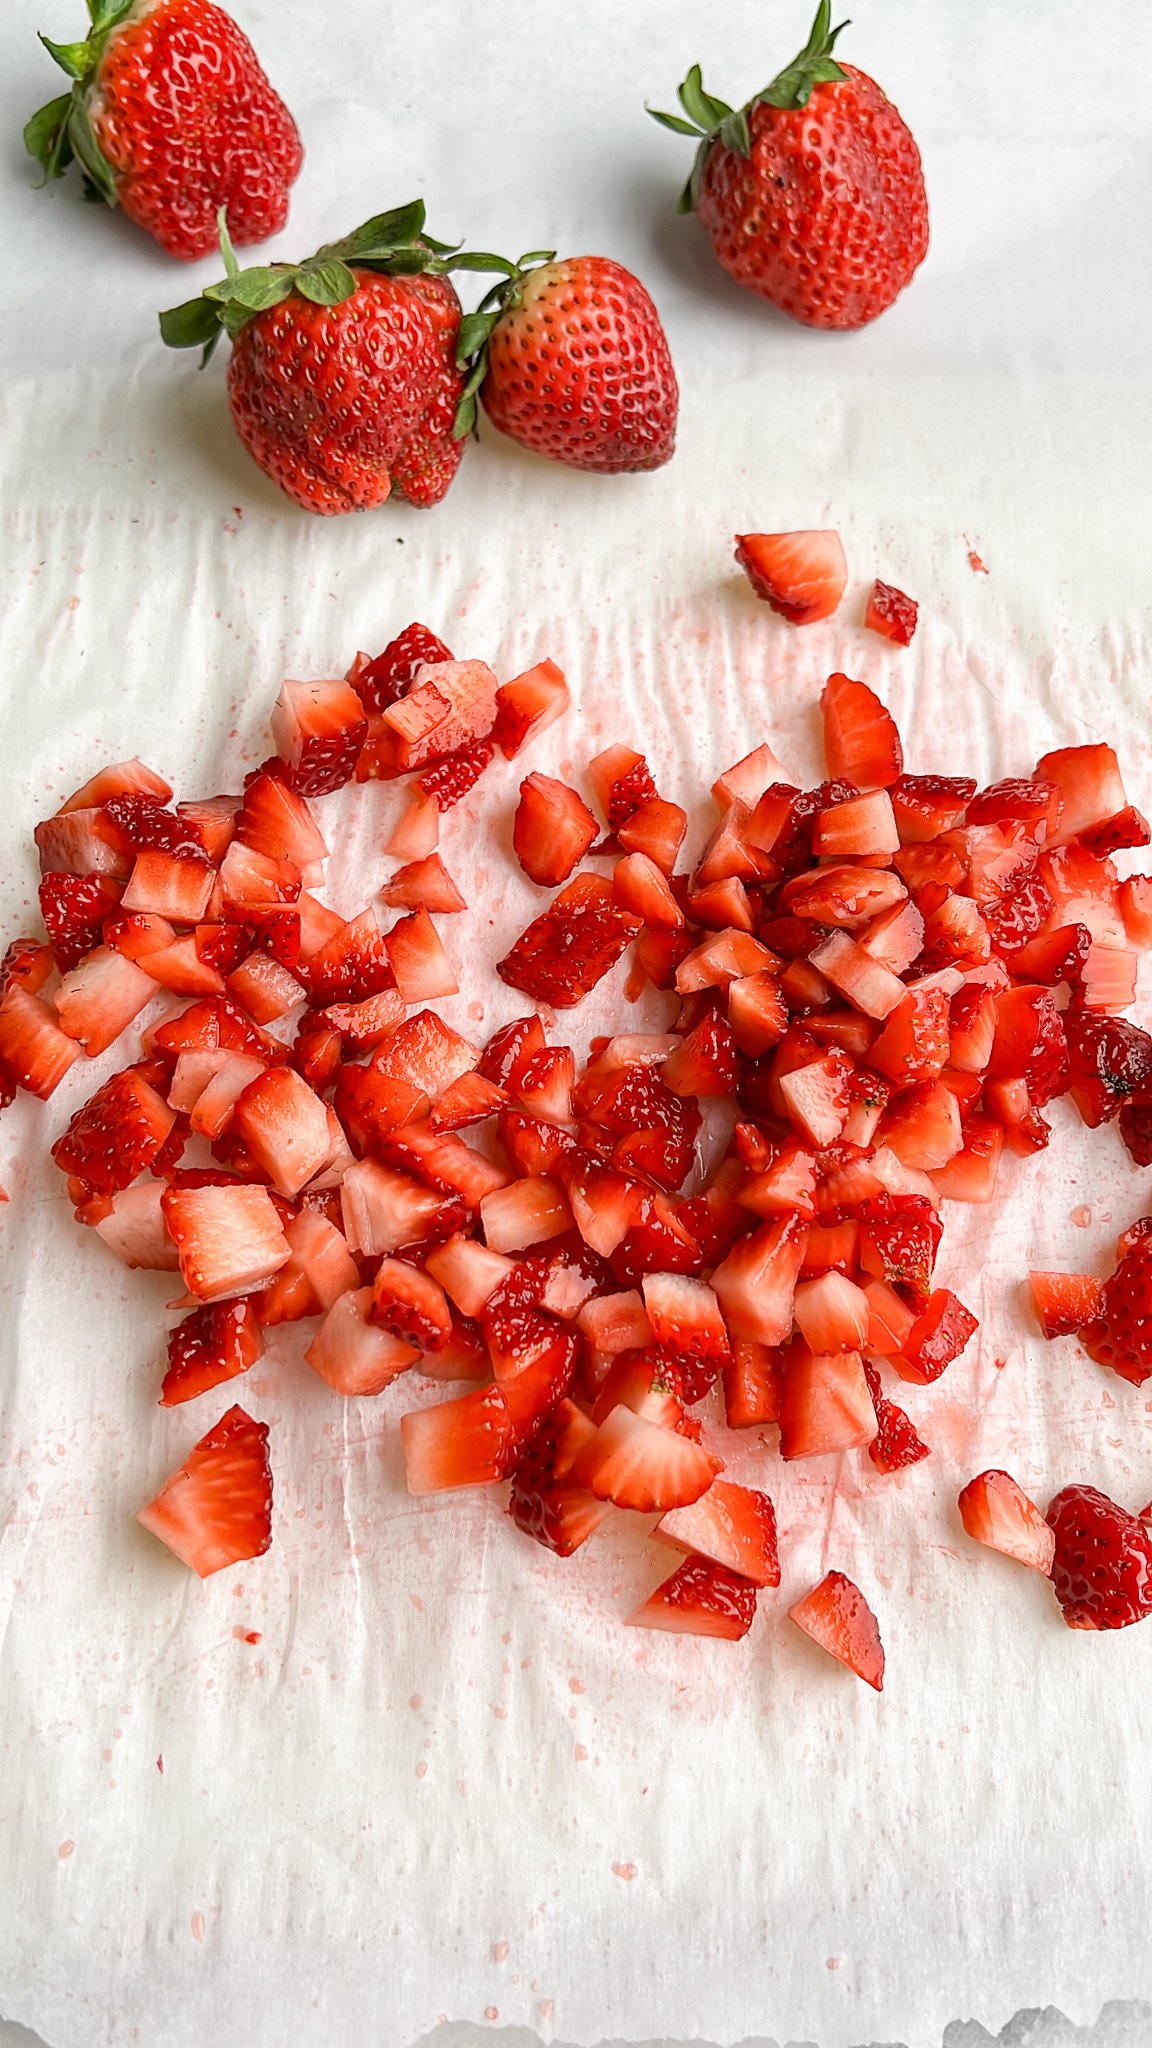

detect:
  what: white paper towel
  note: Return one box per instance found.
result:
[3,4,1152,2046]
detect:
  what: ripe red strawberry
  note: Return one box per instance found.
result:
[1046,1484,1152,1630]
[352,624,454,716]
[734,531,847,624]
[26,0,301,260]
[651,1,927,330]
[137,1404,272,1576]
[160,1297,262,1406]
[1078,1234,1152,1387]
[460,255,678,473]
[162,205,469,514]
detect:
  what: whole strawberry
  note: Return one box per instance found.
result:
[25,0,301,261]
[456,254,678,473]
[1046,1484,1152,1631]
[161,205,468,515]
[649,0,927,330]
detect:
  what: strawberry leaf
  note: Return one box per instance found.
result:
[677,66,732,132]
[23,92,75,181]
[758,0,849,111]
[67,99,117,204]
[87,0,134,29]
[646,107,703,138]
[294,258,358,306]
[336,202,427,260]
[38,34,91,79]
[159,298,225,350]
[204,268,296,312]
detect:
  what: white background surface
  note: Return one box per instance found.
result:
[3,3,1152,2047]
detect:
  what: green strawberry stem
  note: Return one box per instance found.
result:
[24,0,136,199]
[159,210,556,420]
[647,0,849,212]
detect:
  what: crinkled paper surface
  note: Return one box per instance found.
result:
[2,2,1152,2045]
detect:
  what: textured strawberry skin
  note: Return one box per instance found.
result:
[695,67,928,330]
[90,0,302,260]
[1047,1484,1152,1630]
[482,258,678,474]
[226,270,466,515]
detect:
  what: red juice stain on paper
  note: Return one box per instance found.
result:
[1071,1204,1092,1227]
[539,2000,555,2023]
[232,1626,261,1644]
[492,1941,509,1962]
[156,1755,164,1774]
[611,1861,637,1880]
[964,537,989,574]
[484,2009,499,2023]
[190,1911,205,1942]
[58,1840,74,1860]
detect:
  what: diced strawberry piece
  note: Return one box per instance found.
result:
[137,1405,272,1578]
[782,863,907,930]
[725,971,786,1056]
[617,796,688,875]
[948,985,996,1073]
[1118,874,1152,947]
[258,1208,359,1325]
[585,747,657,830]
[53,946,155,1056]
[225,951,304,1023]
[721,1341,782,1428]
[512,773,598,888]
[418,738,495,811]
[864,578,918,645]
[232,1067,331,1198]
[402,1383,519,1493]
[891,1287,978,1385]
[177,796,238,865]
[493,658,570,759]
[929,1112,1002,1202]
[657,1011,734,1100]
[793,1271,870,1353]
[880,1079,963,1172]
[1078,943,1137,1013]
[814,1146,886,1215]
[778,1051,852,1147]
[160,1297,262,1406]
[577,1287,654,1362]
[1036,843,1125,945]
[814,789,899,861]
[868,985,951,1086]
[38,872,121,973]
[382,909,457,1002]
[381,659,498,772]
[147,994,287,1067]
[682,878,753,933]
[734,529,847,624]
[271,676,367,795]
[353,715,405,784]
[118,850,212,924]
[712,1211,807,1345]
[800,1217,860,1274]
[922,892,991,967]
[303,1286,419,1397]
[571,1404,719,1512]
[193,922,251,974]
[304,909,393,1006]
[1063,1008,1152,1126]
[385,787,440,862]
[778,1347,877,1460]
[340,1159,463,1256]
[789,1570,885,1688]
[858,1193,942,1308]
[587,1347,684,1429]
[778,954,830,1013]
[627,1551,763,1642]
[1011,922,1092,986]
[890,774,974,843]
[862,1277,917,1356]
[893,840,968,902]
[2,936,55,996]
[359,1010,475,1106]
[379,1123,509,1208]
[52,1065,175,1194]
[861,1361,929,1474]
[96,793,206,861]
[1078,1232,1152,1386]
[0,982,77,1098]
[957,1468,1055,1572]
[821,673,903,790]
[92,1181,179,1269]
[1046,1483,1152,1630]
[1035,743,1127,846]
[507,1403,609,1556]
[365,1259,451,1351]
[809,930,906,1020]
[737,1139,818,1220]
[35,807,130,881]
[235,770,327,869]
[676,929,778,992]
[425,1234,515,1318]
[497,874,638,1008]
[612,851,684,930]
[332,1063,427,1155]
[59,758,172,815]
[694,804,771,889]
[641,1274,730,1394]
[511,1045,573,1125]
[966,777,1060,831]
[711,742,791,813]
[479,1015,546,1093]
[477,1174,571,1254]
[351,622,454,714]
[380,854,465,915]
[1028,1269,1104,1339]
[312,989,406,1054]
[161,1183,290,1302]
[1119,1095,1152,1166]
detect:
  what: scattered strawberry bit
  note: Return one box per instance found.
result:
[137,1406,272,1578]
[788,1570,885,1689]
[958,1469,1055,1574]
[735,531,847,625]
[1046,1484,1152,1630]
[864,579,919,646]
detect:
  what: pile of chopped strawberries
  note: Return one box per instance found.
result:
[6,624,1152,1680]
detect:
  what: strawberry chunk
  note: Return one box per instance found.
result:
[418,738,495,810]
[161,1183,290,1302]
[862,1358,929,1473]
[382,660,498,771]
[1078,1233,1152,1386]
[498,875,639,1008]
[734,530,847,624]
[821,673,903,790]
[712,1212,807,1346]
[351,623,454,715]
[1063,1009,1152,1127]
[513,774,598,887]
[864,579,918,646]
[271,677,368,795]
[137,1406,272,1578]
[493,659,570,760]
[1028,1269,1105,1339]
[39,872,124,973]
[401,1383,519,1493]
[958,1470,1055,1573]
[788,1570,885,1688]
[0,984,80,1097]
[628,1556,758,1640]
[1046,1483,1152,1630]
[305,1286,420,1396]
[657,1478,779,1587]
[571,1405,720,1512]
[233,1067,332,1198]
[778,1347,877,1459]
[160,1298,263,1406]
[52,1065,176,1194]
[507,1401,610,1555]
[892,1287,978,1385]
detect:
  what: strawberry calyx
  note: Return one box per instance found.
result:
[25,0,136,202]
[159,202,467,366]
[449,250,559,439]
[648,0,850,213]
